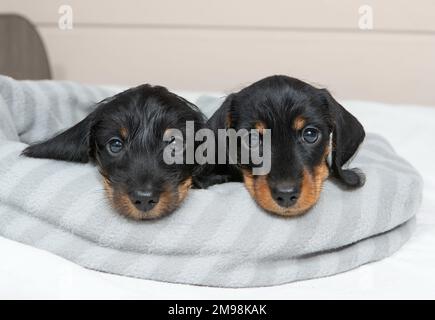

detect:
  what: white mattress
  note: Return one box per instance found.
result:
[1,95,434,299]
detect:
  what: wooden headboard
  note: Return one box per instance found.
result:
[0,1,434,105]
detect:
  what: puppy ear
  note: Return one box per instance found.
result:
[22,112,96,163]
[321,89,366,188]
[207,93,237,131]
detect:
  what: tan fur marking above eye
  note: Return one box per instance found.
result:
[120,127,128,139]
[255,121,266,134]
[164,128,171,138]
[293,116,306,131]
[225,113,232,128]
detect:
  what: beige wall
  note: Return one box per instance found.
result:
[1,0,435,105]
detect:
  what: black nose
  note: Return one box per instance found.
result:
[130,190,159,212]
[271,183,300,208]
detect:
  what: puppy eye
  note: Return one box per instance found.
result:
[107,138,124,155]
[168,136,185,155]
[169,136,183,146]
[302,126,320,144]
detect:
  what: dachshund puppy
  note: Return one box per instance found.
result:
[23,84,205,220]
[199,75,365,217]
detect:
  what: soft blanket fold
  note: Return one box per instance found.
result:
[0,75,423,287]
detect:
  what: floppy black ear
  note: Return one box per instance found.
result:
[22,113,96,163]
[321,89,366,188]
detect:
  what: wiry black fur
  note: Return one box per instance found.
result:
[198,75,365,191]
[23,84,206,219]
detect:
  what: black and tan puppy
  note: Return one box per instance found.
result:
[23,84,205,220]
[199,75,365,217]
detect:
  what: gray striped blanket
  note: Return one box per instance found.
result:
[0,75,423,287]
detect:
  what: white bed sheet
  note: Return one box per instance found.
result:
[1,95,434,299]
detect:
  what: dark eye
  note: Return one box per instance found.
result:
[302,126,320,144]
[169,136,184,155]
[107,138,124,155]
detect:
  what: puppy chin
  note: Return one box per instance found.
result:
[263,202,314,217]
[102,177,192,220]
[254,191,318,218]
[126,206,175,220]
[242,168,327,218]
[116,189,176,220]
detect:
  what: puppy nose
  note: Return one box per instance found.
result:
[271,184,300,208]
[130,190,159,212]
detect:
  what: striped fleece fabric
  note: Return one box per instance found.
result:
[0,75,423,287]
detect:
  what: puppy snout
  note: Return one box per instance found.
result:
[130,190,159,212]
[271,183,300,208]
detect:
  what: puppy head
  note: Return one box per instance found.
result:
[222,75,365,217]
[23,84,205,220]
